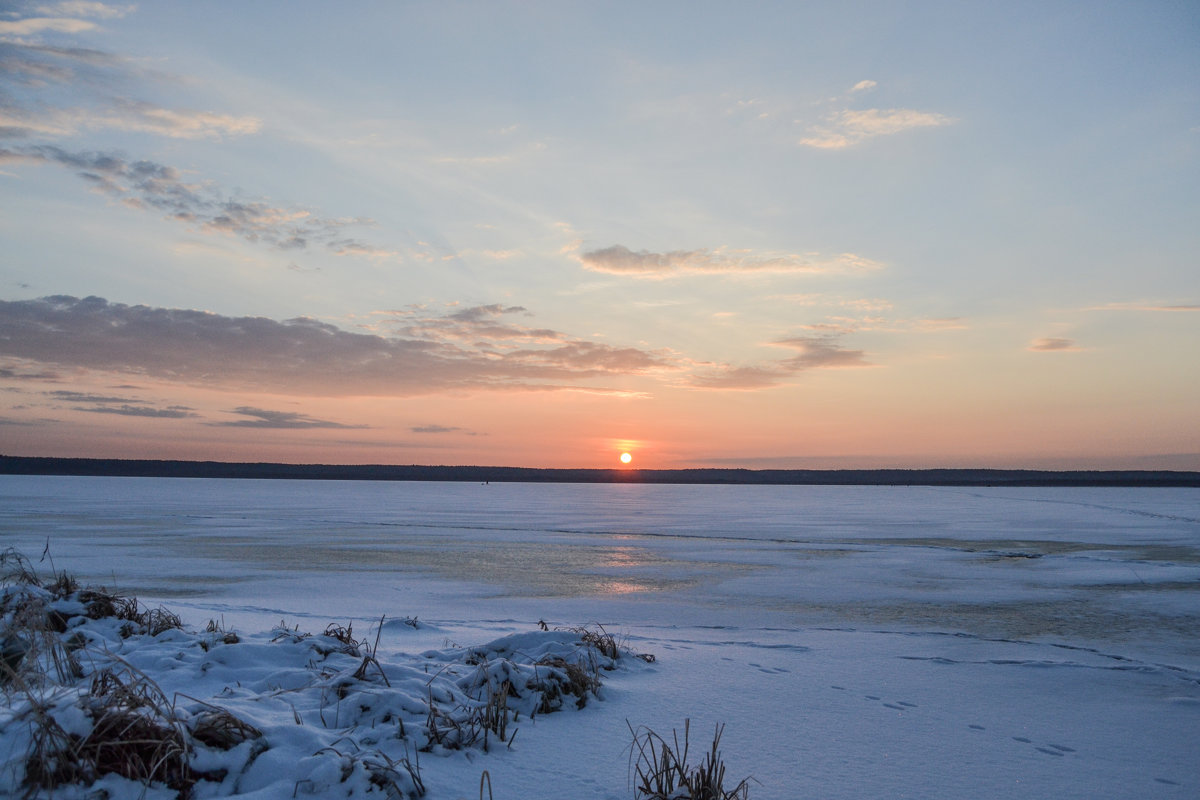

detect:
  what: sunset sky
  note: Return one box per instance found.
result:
[2,1,1197,470]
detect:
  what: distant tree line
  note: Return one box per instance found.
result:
[2,456,1198,486]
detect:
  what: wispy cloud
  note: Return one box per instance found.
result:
[774,336,870,369]
[1,8,258,141]
[75,403,197,418]
[0,5,397,259]
[48,389,139,403]
[800,108,955,149]
[1029,337,1081,352]
[0,415,45,426]
[208,407,366,429]
[1083,302,1200,312]
[0,97,260,140]
[411,424,462,434]
[43,388,199,417]
[33,2,135,20]
[1,146,384,253]
[912,317,968,332]
[0,362,62,381]
[0,296,672,396]
[689,365,785,390]
[689,335,869,390]
[385,303,561,345]
[0,17,96,35]
[579,245,883,278]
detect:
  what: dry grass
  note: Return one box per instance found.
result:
[21,664,194,797]
[565,623,622,660]
[190,707,263,750]
[0,551,255,797]
[533,656,601,713]
[628,719,752,800]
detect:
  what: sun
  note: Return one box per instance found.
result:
[619,452,633,464]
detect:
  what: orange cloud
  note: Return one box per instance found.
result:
[579,245,882,277]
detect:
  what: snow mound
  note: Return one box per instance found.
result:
[0,556,643,799]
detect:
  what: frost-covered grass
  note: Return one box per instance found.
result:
[0,549,656,799]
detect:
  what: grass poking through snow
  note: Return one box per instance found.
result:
[629,718,753,800]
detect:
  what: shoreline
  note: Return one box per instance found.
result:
[3,455,1199,487]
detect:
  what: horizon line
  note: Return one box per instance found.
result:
[3,455,1198,487]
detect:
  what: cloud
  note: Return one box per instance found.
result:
[689,335,869,389]
[208,407,366,429]
[0,362,62,380]
[689,365,787,390]
[0,295,672,396]
[913,317,968,332]
[0,415,44,425]
[33,2,134,19]
[68,99,261,139]
[411,424,462,434]
[385,303,562,345]
[800,108,955,149]
[1084,302,1200,312]
[579,245,883,277]
[75,403,198,418]
[1029,337,1080,352]
[42,388,199,417]
[850,80,877,93]
[0,17,96,35]
[1,14,257,140]
[1,146,378,252]
[0,8,376,259]
[773,336,870,369]
[48,389,136,403]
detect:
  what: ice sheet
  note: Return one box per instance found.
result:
[1,476,1197,798]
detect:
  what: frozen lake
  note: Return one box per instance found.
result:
[2,476,1198,798]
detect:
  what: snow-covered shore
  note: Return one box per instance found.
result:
[1,559,649,799]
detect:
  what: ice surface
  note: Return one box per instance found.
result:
[1,476,1197,798]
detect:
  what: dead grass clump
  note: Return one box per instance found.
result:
[270,622,312,644]
[1,634,30,682]
[473,679,513,751]
[561,622,656,663]
[23,666,193,796]
[204,618,240,645]
[0,548,41,587]
[2,609,83,687]
[566,623,622,660]
[191,707,262,750]
[22,699,87,791]
[308,745,425,799]
[45,571,78,600]
[628,719,752,800]
[323,622,362,653]
[76,589,116,620]
[350,617,390,686]
[140,606,184,637]
[533,656,601,713]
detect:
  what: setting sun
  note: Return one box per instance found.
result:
[619,452,632,464]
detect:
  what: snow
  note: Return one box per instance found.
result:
[1,477,1198,799]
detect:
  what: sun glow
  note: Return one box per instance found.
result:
[619,452,632,464]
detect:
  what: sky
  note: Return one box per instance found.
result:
[1,1,1197,470]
